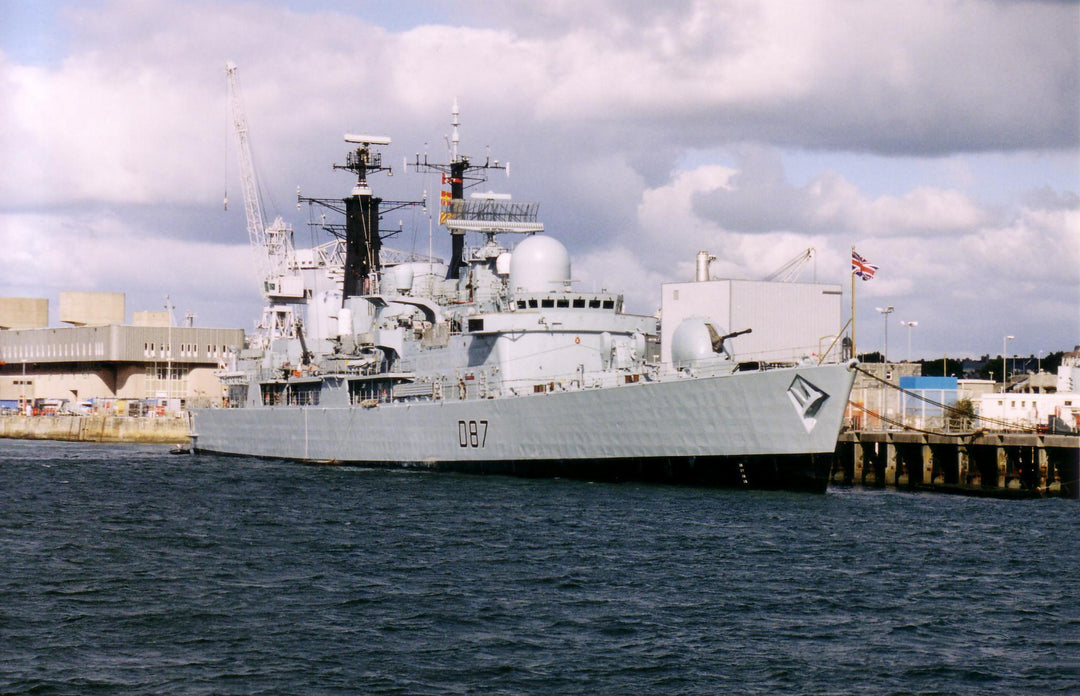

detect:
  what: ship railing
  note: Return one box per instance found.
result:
[656,357,735,380]
[494,368,651,397]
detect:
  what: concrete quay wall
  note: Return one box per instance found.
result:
[834,430,1079,499]
[0,415,189,445]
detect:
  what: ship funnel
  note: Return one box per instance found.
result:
[695,251,716,282]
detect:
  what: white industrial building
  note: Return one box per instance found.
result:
[975,348,1080,431]
[660,252,845,366]
[977,391,1079,431]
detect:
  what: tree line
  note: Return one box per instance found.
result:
[855,350,1069,379]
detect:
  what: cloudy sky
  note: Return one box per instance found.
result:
[2,0,1077,361]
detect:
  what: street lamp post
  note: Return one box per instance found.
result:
[166,295,173,404]
[900,320,918,362]
[875,306,895,363]
[1002,335,1014,391]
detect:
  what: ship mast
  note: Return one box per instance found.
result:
[298,135,423,300]
[339,134,391,298]
[410,99,512,279]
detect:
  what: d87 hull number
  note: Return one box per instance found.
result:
[458,419,488,448]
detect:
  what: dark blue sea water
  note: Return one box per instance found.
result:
[0,440,1076,695]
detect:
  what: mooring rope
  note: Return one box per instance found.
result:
[851,365,1043,435]
[845,400,963,437]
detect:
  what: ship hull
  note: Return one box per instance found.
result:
[190,363,855,493]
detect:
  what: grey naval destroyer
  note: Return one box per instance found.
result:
[191,102,856,492]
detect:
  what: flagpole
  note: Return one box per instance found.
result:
[850,245,856,358]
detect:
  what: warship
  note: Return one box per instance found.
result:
[190,98,856,492]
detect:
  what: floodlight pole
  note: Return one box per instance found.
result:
[1002,335,1014,391]
[876,306,894,364]
[900,320,918,362]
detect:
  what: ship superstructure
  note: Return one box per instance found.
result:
[192,107,857,492]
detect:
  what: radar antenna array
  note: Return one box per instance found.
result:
[407,98,521,279]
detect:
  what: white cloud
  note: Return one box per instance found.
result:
[4,0,1071,211]
[0,210,261,326]
[0,0,1076,358]
[464,0,1078,153]
[689,149,990,238]
[573,245,669,316]
[621,154,1079,355]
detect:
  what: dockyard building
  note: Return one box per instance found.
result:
[0,294,244,414]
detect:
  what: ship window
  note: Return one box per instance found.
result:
[556,299,569,308]
[602,300,615,309]
[517,300,527,309]
[468,318,484,332]
[533,383,547,393]
[573,299,585,308]
[288,383,321,406]
[541,299,554,308]
[227,384,248,407]
[261,383,286,406]
[589,299,602,308]
[528,299,538,309]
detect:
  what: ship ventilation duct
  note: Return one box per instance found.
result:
[695,251,716,282]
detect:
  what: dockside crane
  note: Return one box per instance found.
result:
[225,61,298,303]
[225,62,303,341]
[763,248,816,283]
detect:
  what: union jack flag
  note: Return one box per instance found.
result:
[851,250,878,281]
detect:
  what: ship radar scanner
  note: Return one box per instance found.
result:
[509,235,571,295]
[343,134,391,196]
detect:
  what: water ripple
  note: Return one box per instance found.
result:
[0,440,1076,695]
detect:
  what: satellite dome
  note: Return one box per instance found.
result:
[495,252,512,276]
[671,318,727,369]
[509,235,571,294]
[383,264,414,294]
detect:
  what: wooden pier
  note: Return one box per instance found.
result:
[833,430,1079,498]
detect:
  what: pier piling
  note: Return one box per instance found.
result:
[834,431,1078,498]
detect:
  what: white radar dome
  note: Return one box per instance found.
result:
[509,235,571,295]
[495,252,512,276]
[383,264,415,294]
[671,318,727,369]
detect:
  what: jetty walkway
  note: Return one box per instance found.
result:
[0,414,189,445]
[834,430,1078,498]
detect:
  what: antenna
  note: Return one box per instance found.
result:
[345,134,391,146]
[411,100,514,280]
[451,97,460,161]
